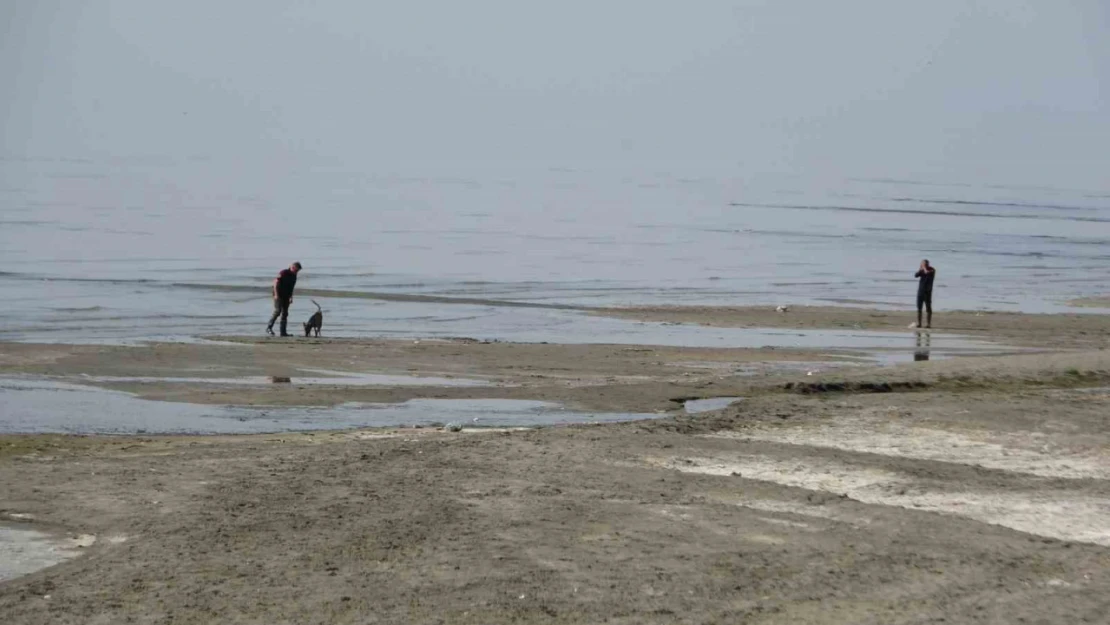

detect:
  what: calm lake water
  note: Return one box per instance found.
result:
[2,156,1108,344]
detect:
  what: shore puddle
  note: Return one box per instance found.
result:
[0,524,92,582]
[0,378,659,434]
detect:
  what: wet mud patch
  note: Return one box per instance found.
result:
[0,524,95,582]
[680,397,743,414]
[73,369,492,388]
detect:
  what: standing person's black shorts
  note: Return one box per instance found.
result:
[267,262,302,336]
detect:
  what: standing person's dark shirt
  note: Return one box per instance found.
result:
[916,266,936,298]
[276,269,297,300]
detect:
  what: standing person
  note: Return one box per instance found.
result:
[266,261,302,336]
[914,259,936,329]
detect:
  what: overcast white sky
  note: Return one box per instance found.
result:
[3,1,1108,187]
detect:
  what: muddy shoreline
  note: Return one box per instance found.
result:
[2,305,1110,623]
[594,304,1110,349]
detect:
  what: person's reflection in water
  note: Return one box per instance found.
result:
[914,332,932,362]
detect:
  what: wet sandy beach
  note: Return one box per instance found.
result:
[2,305,1110,623]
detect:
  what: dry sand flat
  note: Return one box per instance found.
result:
[2,310,1110,623]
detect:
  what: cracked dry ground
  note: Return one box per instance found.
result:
[3,370,1110,623]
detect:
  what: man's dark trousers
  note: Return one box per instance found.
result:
[268,297,291,335]
[917,293,932,328]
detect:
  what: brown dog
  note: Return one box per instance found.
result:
[303,300,323,337]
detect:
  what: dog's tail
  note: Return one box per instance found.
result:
[311,299,321,312]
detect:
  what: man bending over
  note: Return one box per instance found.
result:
[266,261,302,337]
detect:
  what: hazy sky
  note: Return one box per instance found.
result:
[3,1,1108,187]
